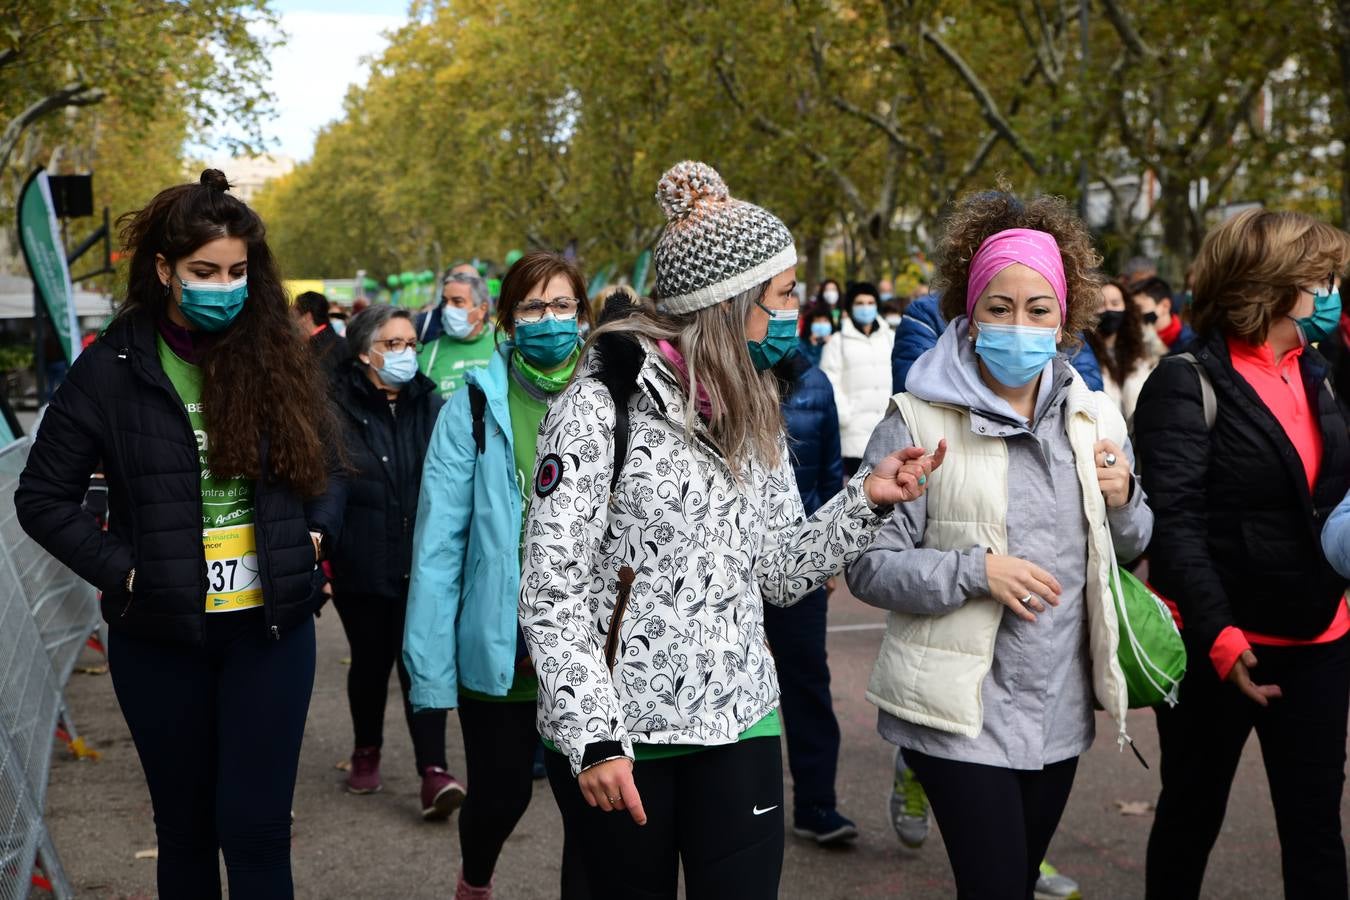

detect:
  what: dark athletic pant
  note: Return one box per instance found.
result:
[546,737,785,900]
[331,589,447,774]
[108,608,315,900]
[457,698,588,895]
[762,587,841,815]
[1146,634,1350,900]
[905,750,1078,900]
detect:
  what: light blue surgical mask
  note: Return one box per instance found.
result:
[852,304,879,327]
[375,347,418,386]
[973,322,1058,387]
[441,303,475,339]
[514,315,580,368]
[1294,288,1341,343]
[747,303,799,370]
[178,275,247,332]
[809,321,833,340]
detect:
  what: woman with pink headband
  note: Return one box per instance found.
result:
[848,190,1154,899]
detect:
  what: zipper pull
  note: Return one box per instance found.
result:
[271,625,280,641]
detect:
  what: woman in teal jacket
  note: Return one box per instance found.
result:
[404,251,592,900]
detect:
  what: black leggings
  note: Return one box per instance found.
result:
[331,590,447,774]
[108,608,315,900]
[1146,635,1350,900]
[546,737,785,900]
[457,698,588,896]
[905,750,1078,900]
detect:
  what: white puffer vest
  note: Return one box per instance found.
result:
[864,376,1132,746]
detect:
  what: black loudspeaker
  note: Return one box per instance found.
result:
[47,174,94,218]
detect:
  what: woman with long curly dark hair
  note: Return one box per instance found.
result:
[848,189,1153,899]
[17,169,344,899]
[1085,277,1156,422]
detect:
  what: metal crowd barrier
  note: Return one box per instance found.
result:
[0,435,98,899]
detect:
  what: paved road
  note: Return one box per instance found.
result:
[46,585,1325,898]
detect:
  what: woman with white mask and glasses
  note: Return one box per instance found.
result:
[520,161,943,900]
[328,304,460,818]
[404,252,595,900]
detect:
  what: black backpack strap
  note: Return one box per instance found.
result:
[468,383,487,455]
[590,289,645,494]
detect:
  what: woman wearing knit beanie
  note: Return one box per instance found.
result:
[519,161,946,899]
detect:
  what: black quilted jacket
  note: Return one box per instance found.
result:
[16,312,345,644]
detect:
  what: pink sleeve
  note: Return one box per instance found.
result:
[1209,626,1251,680]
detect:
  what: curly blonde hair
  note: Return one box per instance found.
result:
[933,189,1102,348]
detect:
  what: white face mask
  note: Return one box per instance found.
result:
[884,314,901,328]
[822,289,839,305]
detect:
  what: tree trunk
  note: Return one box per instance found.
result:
[1156,172,1192,285]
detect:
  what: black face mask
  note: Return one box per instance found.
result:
[1097,310,1125,336]
[1142,311,1159,325]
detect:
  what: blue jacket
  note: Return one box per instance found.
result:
[780,353,844,516]
[414,302,447,344]
[891,295,1103,393]
[1323,491,1350,579]
[403,343,523,709]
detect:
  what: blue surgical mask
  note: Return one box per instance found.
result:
[330,317,347,337]
[178,275,247,332]
[1294,288,1341,343]
[852,305,878,327]
[514,315,579,368]
[441,303,475,339]
[376,347,418,386]
[973,322,1058,387]
[809,321,833,340]
[748,304,799,370]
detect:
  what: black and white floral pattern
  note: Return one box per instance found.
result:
[519,341,888,776]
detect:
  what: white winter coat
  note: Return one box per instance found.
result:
[820,316,896,458]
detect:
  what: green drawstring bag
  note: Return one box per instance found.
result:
[1109,562,1187,708]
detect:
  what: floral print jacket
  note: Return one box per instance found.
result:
[519,340,889,777]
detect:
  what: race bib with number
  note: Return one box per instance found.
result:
[203,523,263,613]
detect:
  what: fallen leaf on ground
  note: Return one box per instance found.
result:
[77,665,108,675]
[1115,800,1154,816]
[134,848,158,860]
[340,657,351,666]
[335,759,350,771]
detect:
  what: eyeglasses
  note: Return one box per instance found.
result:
[373,338,418,353]
[516,297,580,324]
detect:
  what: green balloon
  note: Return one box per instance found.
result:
[504,249,524,268]
[385,274,399,289]
[399,271,415,286]
[418,269,435,284]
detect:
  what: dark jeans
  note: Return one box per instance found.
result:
[762,587,841,814]
[906,750,1078,900]
[546,737,785,900]
[1146,634,1350,900]
[108,608,314,900]
[458,699,589,896]
[332,589,447,774]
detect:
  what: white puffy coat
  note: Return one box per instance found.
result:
[820,316,896,458]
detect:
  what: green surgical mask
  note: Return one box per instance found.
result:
[747,302,799,370]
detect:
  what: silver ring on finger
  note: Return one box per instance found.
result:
[1019,594,1035,605]
[1104,452,1117,467]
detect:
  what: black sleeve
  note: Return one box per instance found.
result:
[15,353,133,592]
[1134,358,1232,654]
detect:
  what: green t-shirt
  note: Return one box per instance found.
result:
[157,336,262,614]
[543,709,782,760]
[417,328,496,398]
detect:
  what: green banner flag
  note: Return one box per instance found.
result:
[588,264,615,299]
[631,250,652,296]
[18,169,79,364]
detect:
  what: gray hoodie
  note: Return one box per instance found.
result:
[848,318,1152,770]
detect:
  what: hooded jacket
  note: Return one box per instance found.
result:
[820,315,895,458]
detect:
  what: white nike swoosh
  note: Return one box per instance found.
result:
[752,805,779,816]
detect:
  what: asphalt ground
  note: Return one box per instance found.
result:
[44,583,1332,898]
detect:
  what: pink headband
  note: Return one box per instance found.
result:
[965,228,1068,319]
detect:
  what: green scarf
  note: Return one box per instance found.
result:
[512,347,579,394]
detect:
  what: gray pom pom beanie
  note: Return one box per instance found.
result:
[651,161,797,314]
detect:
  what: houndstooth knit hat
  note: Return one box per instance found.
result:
[652,161,797,314]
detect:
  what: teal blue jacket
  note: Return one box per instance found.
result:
[404,343,523,710]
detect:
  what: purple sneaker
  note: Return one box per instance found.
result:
[421,766,466,820]
[346,747,382,794]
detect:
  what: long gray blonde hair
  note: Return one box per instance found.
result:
[584,281,784,474]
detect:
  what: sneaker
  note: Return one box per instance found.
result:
[346,747,382,794]
[889,747,930,849]
[792,806,859,847]
[421,766,467,821]
[455,872,493,900]
[1034,861,1082,900]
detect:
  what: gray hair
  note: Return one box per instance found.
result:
[582,281,784,474]
[346,303,412,361]
[443,272,490,307]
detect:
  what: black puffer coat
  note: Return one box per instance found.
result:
[330,361,442,599]
[15,312,346,643]
[1134,329,1350,656]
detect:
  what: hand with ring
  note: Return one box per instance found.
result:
[985,554,1063,622]
[577,757,647,825]
[1094,439,1132,509]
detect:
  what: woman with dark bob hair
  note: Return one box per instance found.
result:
[16,169,344,899]
[848,189,1153,899]
[1136,209,1350,899]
